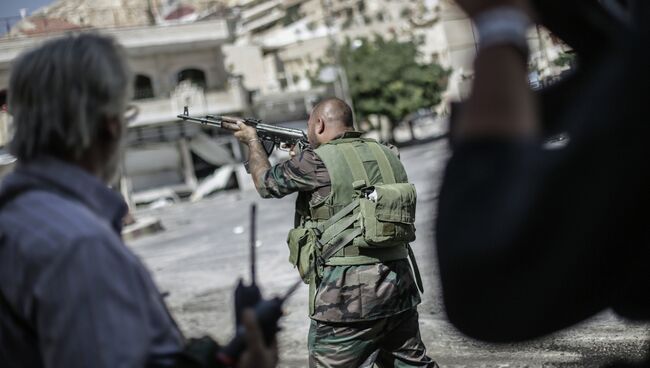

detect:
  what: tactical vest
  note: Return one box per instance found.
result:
[288,135,423,296]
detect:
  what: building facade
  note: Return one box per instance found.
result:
[0,15,254,203]
[0,0,571,199]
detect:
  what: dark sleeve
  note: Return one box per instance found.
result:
[256,147,329,198]
[34,235,183,367]
[435,36,650,342]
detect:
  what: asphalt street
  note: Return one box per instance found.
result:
[129,139,649,367]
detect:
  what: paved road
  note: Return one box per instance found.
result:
[129,140,649,367]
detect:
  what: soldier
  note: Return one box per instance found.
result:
[230,98,437,367]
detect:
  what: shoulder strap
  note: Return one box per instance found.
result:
[315,202,361,262]
[338,144,370,186]
[367,143,396,184]
[407,244,425,293]
[315,200,359,236]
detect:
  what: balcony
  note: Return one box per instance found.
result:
[241,8,285,34]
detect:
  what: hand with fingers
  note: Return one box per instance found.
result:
[218,118,260,146]
[231,121,260,145]
[289,146,297,158]
[237,309,278,368]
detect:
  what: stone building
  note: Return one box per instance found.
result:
[0,14,256,203]
[0,0,570,197]
[228,0,570,103]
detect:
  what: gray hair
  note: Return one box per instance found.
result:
[8,33,131,161]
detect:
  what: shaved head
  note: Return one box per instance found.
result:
[312,97,354,128]
[306,97,355,147]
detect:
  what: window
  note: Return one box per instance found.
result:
[133,74,154,100]
[177,68,207,89]
[0,89,7,112]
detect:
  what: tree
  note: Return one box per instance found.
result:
[316,36,450,141]
[552,51,576,68]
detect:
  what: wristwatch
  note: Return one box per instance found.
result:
[474,6,532,59]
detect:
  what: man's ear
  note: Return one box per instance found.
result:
[104,116,123,140]
[316,117,325,134]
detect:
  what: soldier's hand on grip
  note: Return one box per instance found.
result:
[233,121,260,144]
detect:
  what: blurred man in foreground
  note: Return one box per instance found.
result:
[0,33,275,368]
[436,0,649,365]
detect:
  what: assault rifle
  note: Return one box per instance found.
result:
[177,106,308,156]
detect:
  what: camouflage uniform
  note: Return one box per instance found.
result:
[258,132,436,368]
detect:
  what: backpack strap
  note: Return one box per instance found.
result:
[314,201,361,263]
[367,143,396,184]
[338,144,370,186]
[314,199,359,237]
[407,244,425,293]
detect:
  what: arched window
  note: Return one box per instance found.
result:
[134,74,154,100]
[0,89,7,112]
[177,68,206,89]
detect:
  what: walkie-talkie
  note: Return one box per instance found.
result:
[216,204,299,367]
[233,204,262,327]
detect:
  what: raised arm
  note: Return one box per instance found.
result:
[436,0,649,341]
[232,121,272,196]
[454,0,538,141]
[231,121,328,199]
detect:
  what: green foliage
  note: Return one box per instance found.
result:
[283,4,302,26]
[553,52,576,68]
[337,36,450,126]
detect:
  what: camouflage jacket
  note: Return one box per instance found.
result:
[257,133,421,322]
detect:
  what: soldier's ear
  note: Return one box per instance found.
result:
[316,117,325,134]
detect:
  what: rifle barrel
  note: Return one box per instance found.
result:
[176,114,223,128]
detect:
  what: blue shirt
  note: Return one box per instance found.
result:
[0,157,183,367]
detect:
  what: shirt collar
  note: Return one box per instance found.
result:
[335,131,363,140]
[12,157,128,233]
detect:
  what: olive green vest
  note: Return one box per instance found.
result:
[295,135,410,265]
[292,134,424,315]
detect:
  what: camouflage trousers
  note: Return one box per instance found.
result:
[308,308,438,368]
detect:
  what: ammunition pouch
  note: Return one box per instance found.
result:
[358,183,417,247]
[287,182,417,284]
[287,227,320,284]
